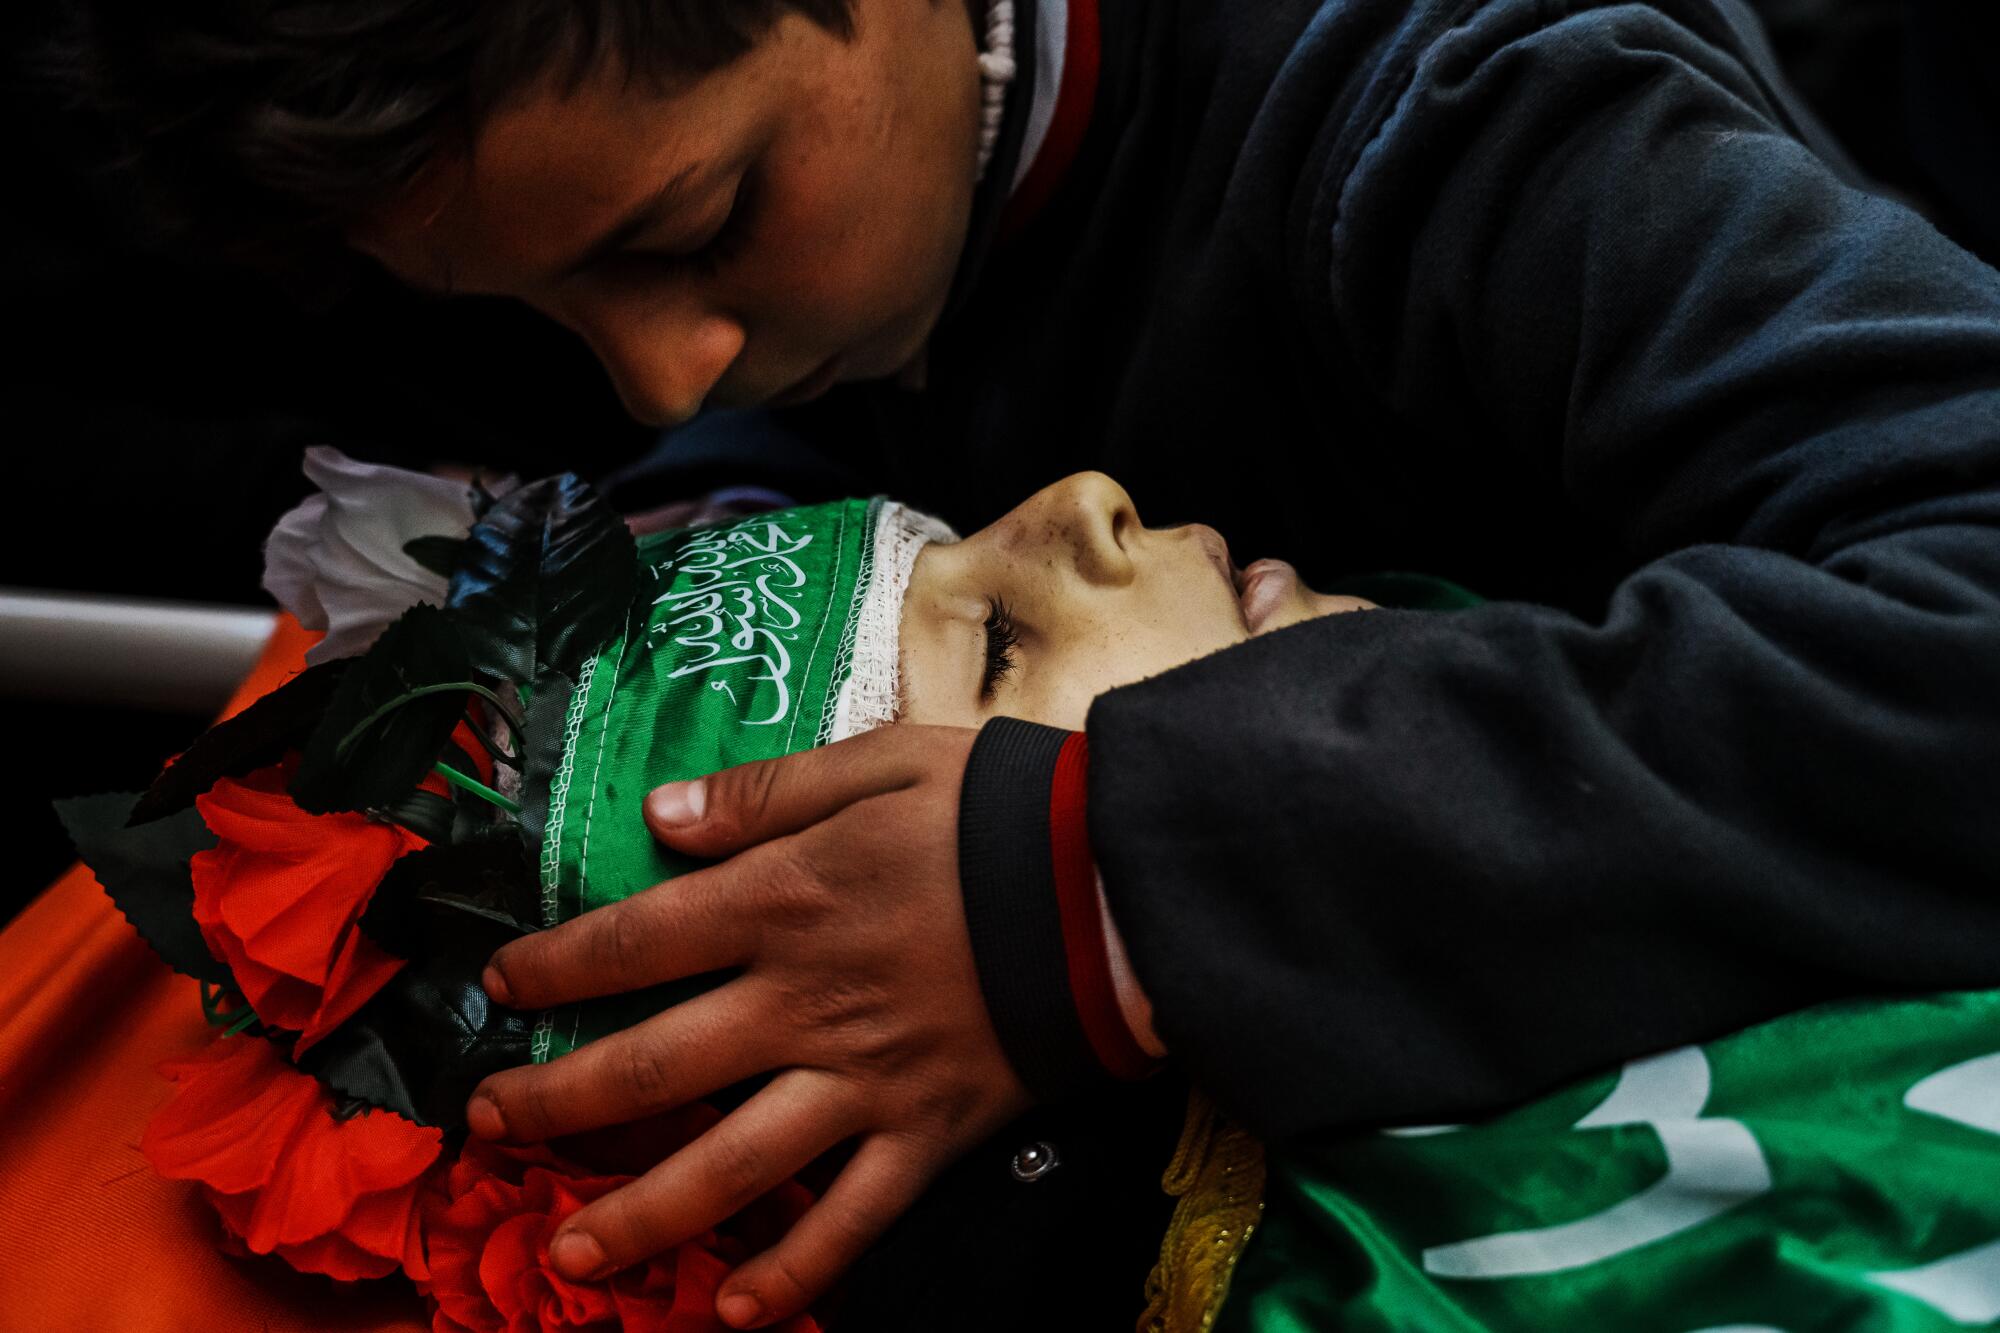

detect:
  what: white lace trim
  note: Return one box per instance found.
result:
[975,0,1018,181]
[827,502,957,743]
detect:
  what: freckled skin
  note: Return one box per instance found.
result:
[899,472,1374,731]
[352,0,983,427]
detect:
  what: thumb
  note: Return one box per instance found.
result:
[645,724,958,858]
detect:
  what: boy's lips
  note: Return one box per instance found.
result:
[1183,526,1296,634]
[1235,558,1300,635]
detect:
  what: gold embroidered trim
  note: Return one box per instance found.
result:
[1137,1088,1267,1333]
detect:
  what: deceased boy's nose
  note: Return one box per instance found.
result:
[1012,471,1139,588]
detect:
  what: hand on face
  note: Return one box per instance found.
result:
[466,472,1372,1327]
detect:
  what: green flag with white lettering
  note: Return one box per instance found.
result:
[1222,991,2000,1331]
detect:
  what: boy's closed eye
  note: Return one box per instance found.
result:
[978,597,1020,702]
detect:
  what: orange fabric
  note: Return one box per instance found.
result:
[0,616,429,1332]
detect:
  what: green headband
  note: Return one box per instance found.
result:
[536,495,956,1060]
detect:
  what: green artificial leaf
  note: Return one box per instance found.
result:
[299,903,534,1127]
[446,474,636,686]
[403,534,469,581]
[127,660,348,827]
[290,604,472,815]
[56,792,230,984]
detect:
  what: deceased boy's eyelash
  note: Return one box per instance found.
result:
[981,597,1020,701]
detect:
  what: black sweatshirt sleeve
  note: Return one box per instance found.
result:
[958,717,1106,1099]
[1086,0,2000,1142]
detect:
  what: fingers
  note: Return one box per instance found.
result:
[467,979,777,1143]
[551,1070,863,1282]
[713,1133,934,1329]
[646,725,947,859]
[484,855,758,1009]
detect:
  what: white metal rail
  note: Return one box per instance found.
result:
[0,588,277,714]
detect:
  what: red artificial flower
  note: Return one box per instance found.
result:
[141,1034,444,1281]
[191,761,422,1051]
[420,1107,820,1333]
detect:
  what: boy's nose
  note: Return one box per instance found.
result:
[1028,471,1140,587]
[564,300,747,428]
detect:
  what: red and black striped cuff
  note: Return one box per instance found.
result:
[958,717,1158,1100]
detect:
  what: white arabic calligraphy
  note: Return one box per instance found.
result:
[649,519,814,726]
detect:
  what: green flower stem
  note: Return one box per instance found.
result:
[221,1008,261,1037]
[335,680,526,759]
[434,761,523,815]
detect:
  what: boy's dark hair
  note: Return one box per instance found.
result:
[43,0,854,279]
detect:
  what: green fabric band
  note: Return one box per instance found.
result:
[534,496,892,1062]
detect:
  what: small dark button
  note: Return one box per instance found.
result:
[1009,1140,1060,1182]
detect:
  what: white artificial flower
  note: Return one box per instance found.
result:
[263,447,479,665]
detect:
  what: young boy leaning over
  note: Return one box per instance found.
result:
[53,0,2000,1327]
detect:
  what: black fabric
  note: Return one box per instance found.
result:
[958,716,1102,1100]
[1902,0,2000,265]
[796,0,2000,1143]
[1749,0,2000,270]
[825,1074,1187,1333]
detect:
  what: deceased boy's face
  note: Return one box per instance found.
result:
[354,0,983,427]
[899,473,1376,732]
